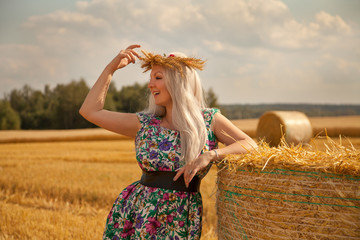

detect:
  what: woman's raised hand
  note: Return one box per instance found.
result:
[108,44,141,72]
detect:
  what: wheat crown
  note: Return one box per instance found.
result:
[139,50,206,76]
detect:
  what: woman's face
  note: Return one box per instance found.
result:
[148,65,172,108]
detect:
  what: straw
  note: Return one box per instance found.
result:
[216,137,360,239]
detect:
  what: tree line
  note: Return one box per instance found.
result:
[221,103,360,119]
[0,79,219,130]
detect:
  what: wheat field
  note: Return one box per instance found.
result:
[0,140,219,240]
[1,116,359,240]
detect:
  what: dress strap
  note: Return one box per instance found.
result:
[136,112,151,126]
[202,108,220,129]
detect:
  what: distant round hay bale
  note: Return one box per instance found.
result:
[256,111,312,147]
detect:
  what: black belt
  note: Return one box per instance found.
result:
[139,171,201,192]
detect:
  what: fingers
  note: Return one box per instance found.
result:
[184,167,198,188]
[126,44,141,60]
[173,165,198,188]
[125,51,136,64]
[173,167,184,181]
[118,44,140,63]
[130,49,140,59]
[119,49,138,64]
[126,44,141,50]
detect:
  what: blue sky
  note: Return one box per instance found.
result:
[1,0,359,104]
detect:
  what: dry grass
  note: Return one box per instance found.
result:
[217,137,360,239]
[1,137,359,239]
[0,129,129,143]
[222,136,360,176]
[0,140,218,240]
[0,115,358,144]
[232,115,360,138]
[0,116,359,239]
[310,115,360,137]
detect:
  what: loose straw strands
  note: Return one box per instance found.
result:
[216,136,360,239]
[219,136,360,176]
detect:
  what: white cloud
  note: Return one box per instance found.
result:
[0,44,66,94]
[0,0,359,104]
[315,11,352,34]
[24,10,109,29]
[22,10,111,50]
[200,1,354,51]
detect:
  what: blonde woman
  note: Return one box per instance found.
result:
[79,44,257,239]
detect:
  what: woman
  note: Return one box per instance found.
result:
[79,44,257,239]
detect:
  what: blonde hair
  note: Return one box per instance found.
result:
[144,52,207,164]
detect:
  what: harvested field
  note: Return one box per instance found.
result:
[0,140,218,239]
[0,128,129,143]
[1,116,359,144]
[0,115,359,239]
[231,115,360,138]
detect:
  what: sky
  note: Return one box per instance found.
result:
[0,0,359,104]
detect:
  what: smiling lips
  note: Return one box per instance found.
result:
[152,91,160,96]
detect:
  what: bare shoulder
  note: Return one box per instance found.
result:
[213,112,234,129]
[213,112,251,145]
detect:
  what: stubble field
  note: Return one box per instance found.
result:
[0,139,220,240]
[0,116,359,240]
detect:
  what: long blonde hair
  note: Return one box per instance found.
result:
[144,52,207,164]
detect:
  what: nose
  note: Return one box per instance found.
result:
[148,78,154,89]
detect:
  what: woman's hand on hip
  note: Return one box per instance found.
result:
[173,151,216,188]
[107,44,141,72]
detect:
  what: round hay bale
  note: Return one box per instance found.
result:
[216,140,360,240]
[217,168,360,240]
[256,111,312,147]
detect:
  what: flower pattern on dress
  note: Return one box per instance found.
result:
[103,108,219,240]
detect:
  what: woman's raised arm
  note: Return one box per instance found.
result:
[79,44,142,138]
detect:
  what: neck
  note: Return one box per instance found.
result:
[162,105,174,129]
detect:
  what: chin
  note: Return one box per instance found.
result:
[154,99,167,106]
[155,103,166,107]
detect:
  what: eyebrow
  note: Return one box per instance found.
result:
[152,71,163,76]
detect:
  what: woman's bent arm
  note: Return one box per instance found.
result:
[79,45,141,138]
[213,112,258,158]
[174,112,258,186]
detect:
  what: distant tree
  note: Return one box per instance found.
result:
[52,79,93,129]
[0,100,21,130]
[112,84,220,112]
[9,85,47,129]
[206,87,219,108]
[104,82,117,111]
[9,85,32,115]
[2,80,223,129]
[115,83,149,113]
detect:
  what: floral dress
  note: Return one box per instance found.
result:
[103,108,219,240]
